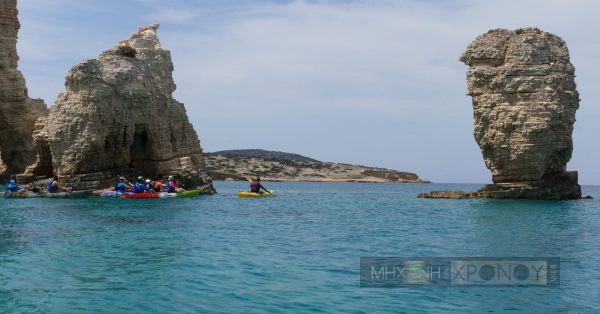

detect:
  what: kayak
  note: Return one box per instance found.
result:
[237,190,275,198]
[3,191,43,198]
[120,192,161,199]
[45,191,92,198]
[176,190,201,198]
[3,191,92,198]
[99,191,125,198]
[119,190,203,199]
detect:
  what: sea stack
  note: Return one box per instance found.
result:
[0,0,47,176]
[34,24,214,191]
[421,27,581,199]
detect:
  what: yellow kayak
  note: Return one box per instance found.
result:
[237,190,275,198]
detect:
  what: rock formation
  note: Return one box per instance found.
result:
[34,24,213,191]
[420,27,581,199]
[0,0,47,177]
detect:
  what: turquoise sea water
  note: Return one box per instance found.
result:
[1,181,599,313]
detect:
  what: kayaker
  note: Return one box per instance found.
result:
[166,176,178,193]
[145,179,153,191]
[175,174,186,192]
[115,177,132,193]
[132,176,148,193]
[48,176,71,193]
[6,176,25,193]
[250,177,268,194]
[153,180,167,192]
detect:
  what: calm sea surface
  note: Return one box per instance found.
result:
[1,181,599,313]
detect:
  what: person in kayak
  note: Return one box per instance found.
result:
[115,177,132,193]
[250,177,269,194]
[132,176,148,193]
[48,176,71,193]
[145,179,153,191]
[6,176,25,193]
[153,179,167,192]
[166,175,186,193]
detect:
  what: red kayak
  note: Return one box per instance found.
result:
[120,192,160,199]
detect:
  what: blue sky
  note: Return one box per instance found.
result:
[15,0,600,184]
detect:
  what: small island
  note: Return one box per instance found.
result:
[205,149,429,183]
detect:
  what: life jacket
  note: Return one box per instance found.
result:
[133,182,147,193]
[166,180,176,193]
[154,182,163,192]
[250,181,261,193]
[48,180,58,193]
[6,180,19,192]
[115,182,126,193]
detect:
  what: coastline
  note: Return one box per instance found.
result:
[205,154,429,184]
[213,178,430,183]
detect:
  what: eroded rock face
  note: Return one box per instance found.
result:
[459,27,580,199]
[0,0,47,176]
[41,24,213,191]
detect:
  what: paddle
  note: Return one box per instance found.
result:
[244,176,272,195]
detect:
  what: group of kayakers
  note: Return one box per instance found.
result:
[5,174,270,196]
[4,174,186,195]
[115,175,186,194]
[4,175,70,194]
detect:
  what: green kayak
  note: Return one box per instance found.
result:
[176,190,201,198]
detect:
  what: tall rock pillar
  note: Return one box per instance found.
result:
[0,0,47,176]
[42,25,213,191]
[459,28,581,199]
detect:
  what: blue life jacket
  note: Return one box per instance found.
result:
[6,180,19,192]
[133,182,147,193]
[115,182,126,193]
[48,180,58,193]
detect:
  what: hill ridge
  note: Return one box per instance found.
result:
[205,149,428,183]
[207,149,319,163]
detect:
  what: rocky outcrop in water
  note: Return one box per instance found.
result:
[0,0,47,177]
[32,24,213,191]
[420,27,581,199]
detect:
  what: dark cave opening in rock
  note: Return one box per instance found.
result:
[0,148,23,176]
[129,125,155,177]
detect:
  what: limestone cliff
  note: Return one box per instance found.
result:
[38,24,213,191]
[421,27,581,199]
[0,0,47,176]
